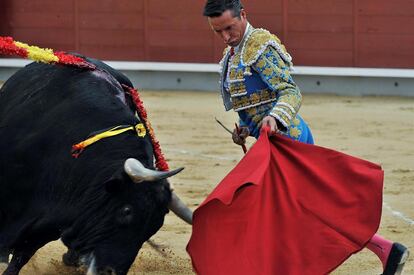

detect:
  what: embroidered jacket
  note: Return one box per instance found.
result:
[219,26,313,143]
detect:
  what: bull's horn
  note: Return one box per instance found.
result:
[169,192,193,225]
[124,158,184,183]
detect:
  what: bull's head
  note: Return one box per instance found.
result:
[123,158,193,225]
[62,158,192,275]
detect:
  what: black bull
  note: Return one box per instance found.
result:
[0,58,192,274]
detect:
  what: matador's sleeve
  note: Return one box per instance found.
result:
[252,46,302,130]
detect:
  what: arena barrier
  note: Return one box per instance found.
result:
[1,58,414,97]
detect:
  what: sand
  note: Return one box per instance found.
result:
[1,90,413,274]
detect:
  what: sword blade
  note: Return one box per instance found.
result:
[214,117,233,135]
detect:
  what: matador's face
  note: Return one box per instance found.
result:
[208,9,248,48]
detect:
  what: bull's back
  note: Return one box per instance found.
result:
[0,61,135,143]
[0,62,138,203]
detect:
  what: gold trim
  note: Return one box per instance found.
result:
[241,29,291,67]
[229,67,245,80]
[232,88,279,111]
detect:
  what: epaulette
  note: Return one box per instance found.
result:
[241,28,292,67]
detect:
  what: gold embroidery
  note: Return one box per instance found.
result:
[229,68,244,81]
[229,69,237,79]
[281,94,299,108]
[242,29,289,66]
[268,53,286,68]
[229,82,246,96]
[231,53,240,66]
[256,58,266,69]
[289,127,301,138]
[251,93,261,105]
[269,76,280,86]
[232,88,278,111]
[241,97,250,106]
[263,67,273,77]
[229,69,236,79]
[244,66,252,75]
[262,90,270,100]
[293,118,300,126]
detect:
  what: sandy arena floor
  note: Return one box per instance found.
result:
[1,90,413,274]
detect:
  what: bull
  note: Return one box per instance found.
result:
[0,57,193,275]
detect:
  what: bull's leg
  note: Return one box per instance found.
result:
[3,249,35,275]
[3,238,49,275]
[3,229,59,275]
[0,248,9,263]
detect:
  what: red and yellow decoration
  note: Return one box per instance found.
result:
[71,124,147,159]
[1,36,170,172]
[0,36,95,69]
[122,84,169,171]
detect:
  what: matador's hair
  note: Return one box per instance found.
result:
[203,0,244,18]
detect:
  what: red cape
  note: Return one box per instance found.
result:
[187,130,383,275]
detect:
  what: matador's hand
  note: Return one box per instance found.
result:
[260,116,278,135]
[232,126,249,145]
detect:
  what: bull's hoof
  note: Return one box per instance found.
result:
[62,249,80,267]
[382,242,409,275]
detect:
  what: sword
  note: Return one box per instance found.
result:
[214,117,232,134]
[215,117,247,154]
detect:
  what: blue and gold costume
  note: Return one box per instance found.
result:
[220,25,313,144]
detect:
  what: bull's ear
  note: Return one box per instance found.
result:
[105,171,125,193]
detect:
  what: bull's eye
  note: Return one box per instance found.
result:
[117,205,133,225]
[123,206,131,215]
